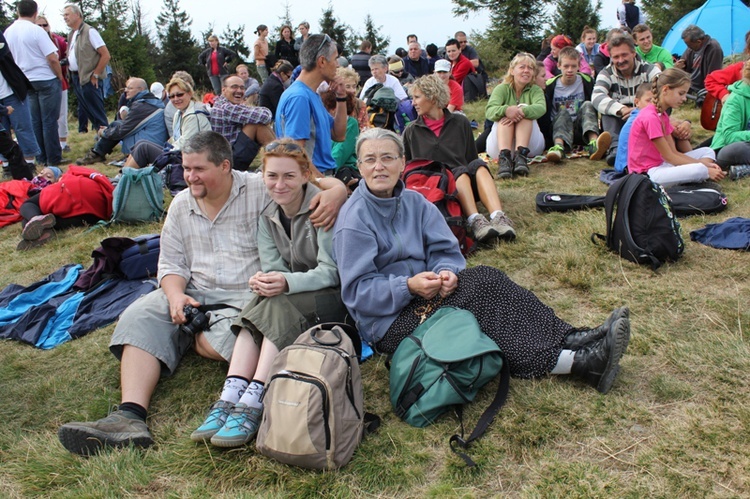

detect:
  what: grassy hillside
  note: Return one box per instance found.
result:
[0,104,748,497]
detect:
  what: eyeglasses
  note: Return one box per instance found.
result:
[459,41,467,45]
[315,34,332,58]
[37,23,48,27]
[227,84,246,91]
[358,155,401,167]
[168,92,186,99]
[265,141,303,154]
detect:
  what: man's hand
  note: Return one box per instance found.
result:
[617,106,633,120]
[309,178,347,231]
[166,292,201,325]
[90,75,99,88]
[721,94,730,104]
[327,76,347,98]
[6,105,13,115]
[674,59,686,70]
[249,271,288,297]
[437,270,458,298]
[407,272,443,300]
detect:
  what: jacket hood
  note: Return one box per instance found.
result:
[729,80,750,98]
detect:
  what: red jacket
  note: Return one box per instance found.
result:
[704,61,743,102]
[39,166,114,220]
[451,54,474,87]
[0,179,32,227]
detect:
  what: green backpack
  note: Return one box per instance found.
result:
[388,306,509,466]
[109,166,165,224]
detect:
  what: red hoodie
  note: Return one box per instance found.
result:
[704,61,743,102]
[39,165,114,220]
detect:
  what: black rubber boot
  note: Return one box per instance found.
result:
[514,146,530,176]
[497,149,513,179]
[571,317,630,394]
[563,307,630,350]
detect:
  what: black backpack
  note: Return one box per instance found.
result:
[592,174,684,270]
[665,183,728,217]
[363,83,397,131]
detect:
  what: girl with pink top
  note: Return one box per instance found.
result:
[627,68,725,187]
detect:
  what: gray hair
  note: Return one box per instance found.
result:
[299,34,337,71]
[368,54,388,69]
[608,33,636,52]
[682,24,706,43]
[183,131,233,169]
[356,128,405,158]
[63,3,82,17]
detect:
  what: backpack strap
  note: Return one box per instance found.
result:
[449,357,510,467]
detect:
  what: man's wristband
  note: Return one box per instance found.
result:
[336,96,347,102]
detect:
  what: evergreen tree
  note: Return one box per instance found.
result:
[360,14,389,55]
[155,0,201,86]
[0,0,14,30]
[642,0,704,43]
[319,3,351,56]
[100,0,155,88]
[552,0,601,40]
[453,0,548,58]
[221,24,250,63]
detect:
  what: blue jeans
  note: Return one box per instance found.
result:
[0,93,40,158]
[70,72,108,130]
[28,78,62,165]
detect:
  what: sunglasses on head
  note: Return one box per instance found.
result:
[265,141,303,154]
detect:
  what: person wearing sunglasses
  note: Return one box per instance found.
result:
[275,34,349,177]
[123,77,211,169]
[58,131,349,456]
[191,139,349,448]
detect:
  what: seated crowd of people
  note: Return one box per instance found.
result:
[4,17,747,458]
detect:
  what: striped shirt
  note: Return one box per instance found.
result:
[209,95,272,145]
[592,59,660,117]
[158,170,270,291]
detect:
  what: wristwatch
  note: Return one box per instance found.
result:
[93,74,99,79]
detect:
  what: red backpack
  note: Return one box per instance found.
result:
[402,159,475,256]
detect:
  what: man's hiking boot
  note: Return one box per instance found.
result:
[546,144,564,163]
[563,307,630,350]
[585,132,611,161]
[729,164,750,180]
[190,400,235,442]
[497,149,513,179]
[514,146,530,176]
[469,214,500,244]
[76,149,105,166]
[490,212,516,241]
[58,410,154,456]
[571,318,630,394]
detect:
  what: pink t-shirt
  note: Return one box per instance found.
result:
[423,115,445,136]
[627,104,674,174]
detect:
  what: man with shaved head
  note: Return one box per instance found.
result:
[76,77,168,164]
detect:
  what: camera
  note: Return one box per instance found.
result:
[181,305,210,335]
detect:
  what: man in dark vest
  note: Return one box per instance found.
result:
[63,3,109,131]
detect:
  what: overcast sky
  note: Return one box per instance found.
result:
[35,0,621,56]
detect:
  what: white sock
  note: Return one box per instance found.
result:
[551,349,576,374]
[219,376,249,404]
[238,380,265,409]
[490,210,504,220]
[467,213,480,224]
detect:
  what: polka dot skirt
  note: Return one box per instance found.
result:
[376,265,573,379]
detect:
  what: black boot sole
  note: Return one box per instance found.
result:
[58,426,154,456]
[596,318,630,394]
[563,306,630,350]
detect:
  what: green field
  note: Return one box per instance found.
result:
[1,103,748,497]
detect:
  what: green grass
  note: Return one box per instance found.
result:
[1,105,749,497]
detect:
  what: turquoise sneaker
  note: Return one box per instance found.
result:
[210,403,263,448]
[190,400,234,442]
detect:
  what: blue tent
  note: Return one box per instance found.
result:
[661,0,750,56]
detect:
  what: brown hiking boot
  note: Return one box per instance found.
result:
[76,149,105,166]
